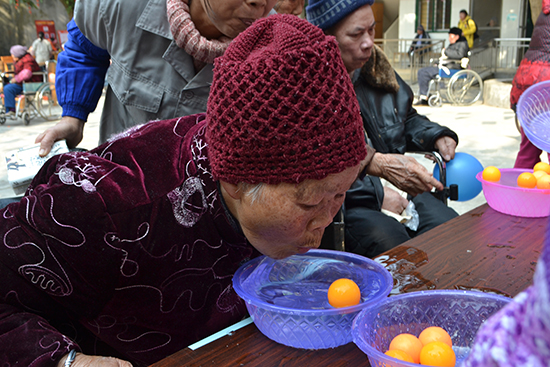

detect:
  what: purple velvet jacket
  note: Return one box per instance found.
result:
[0,114,258,366]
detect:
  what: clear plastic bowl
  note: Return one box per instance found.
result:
[517,80,550,152]
[476,168,550,217]
[232,249,393,349]
[352,290,511,367]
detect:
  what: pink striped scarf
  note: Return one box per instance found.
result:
[166,0,232,66]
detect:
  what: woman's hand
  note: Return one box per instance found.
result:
[366,153,443,196]
[35,116,86,157]
[381,186,409,215]
[57,352,133,367]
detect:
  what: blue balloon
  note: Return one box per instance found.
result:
[433,152,483,202]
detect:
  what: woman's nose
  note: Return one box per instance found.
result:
[247,0,268,9]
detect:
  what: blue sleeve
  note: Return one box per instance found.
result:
[56,19,111,121]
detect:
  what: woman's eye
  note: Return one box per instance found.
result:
[300,203,318,210]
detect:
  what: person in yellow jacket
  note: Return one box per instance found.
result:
[458,9,476,48]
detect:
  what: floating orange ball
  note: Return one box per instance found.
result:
[327,278,361,308]
[534,162,550,175]
[418,326,453,348]
[420,341,456,366]
[385,349,415,363]
[517,172,537,189]
[482,166,501,182]
[388,333,423,364]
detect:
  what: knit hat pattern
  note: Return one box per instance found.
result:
[206,14,367,185]
[306,0,374,30]
[10,45,27,58]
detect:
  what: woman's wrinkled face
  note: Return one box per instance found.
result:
[199,0,278,38]
[226,166,360,260]
[328,4,376,74]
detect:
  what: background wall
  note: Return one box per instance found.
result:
[0,0,71,56]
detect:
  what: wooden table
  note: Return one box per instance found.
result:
[151,204,547,367]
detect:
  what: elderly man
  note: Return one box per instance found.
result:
[416,27,469,105]
[307,0,459,257]
[0,15,371,367]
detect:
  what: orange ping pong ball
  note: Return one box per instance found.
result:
[482,166,501,182]
[327,278,361,308]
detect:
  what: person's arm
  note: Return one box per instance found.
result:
[0,150,133,365]
[56,19,110,122]
[36,19,110,156]
[365,152,444,195]
[443,41,469,60]
[461,19,476,37]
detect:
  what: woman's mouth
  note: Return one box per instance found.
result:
[241,18,256,27]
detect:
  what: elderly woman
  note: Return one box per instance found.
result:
[3,45,42,117]
[0,15,370,367]
[35,0,277,157]
[307,0,459,257]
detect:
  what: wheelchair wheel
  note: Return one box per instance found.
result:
[447,70,483,105]
[36,83,62,121]
[22,112,31,125]
[428,95,442,107]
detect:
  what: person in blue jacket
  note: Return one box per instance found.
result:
[34,0,277,157]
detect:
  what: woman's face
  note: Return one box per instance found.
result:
[329,4,376,74]
[198,0,278,38]
[223,166,360,260]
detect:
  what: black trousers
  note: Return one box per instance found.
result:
[417,66,439,96]
[344,192,458,258]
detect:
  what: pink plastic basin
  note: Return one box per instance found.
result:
[476,168,550,218]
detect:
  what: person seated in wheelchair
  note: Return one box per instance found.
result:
[2,45,43,118]
[415,27,469,106]
[306,0,459,258]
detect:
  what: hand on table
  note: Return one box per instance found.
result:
[366,153,444,196]
[57,352,133,367]
[381,186,409,215]
[35,116,86,157]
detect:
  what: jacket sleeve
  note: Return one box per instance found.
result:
[397,74,459,151]
[56,19,110,121]
[461,19,477,37]
[344,176,385,212]
[0,153,126,366]
[404,108,459,152]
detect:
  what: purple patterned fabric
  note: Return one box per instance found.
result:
[0,114,259,366]
[463,223,550,367]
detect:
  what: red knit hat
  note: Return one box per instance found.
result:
[206,14,367,185]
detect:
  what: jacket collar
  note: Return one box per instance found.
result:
[357,45,400,94]
[136,0,213,87]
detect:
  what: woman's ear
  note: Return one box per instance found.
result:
[219,180,242,200]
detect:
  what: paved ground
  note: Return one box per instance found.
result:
[0,98,546,215]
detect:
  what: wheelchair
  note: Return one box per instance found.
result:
[0,60,61,125]
[426,57,483,107]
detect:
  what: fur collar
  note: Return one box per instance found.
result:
[357,45,400,94]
